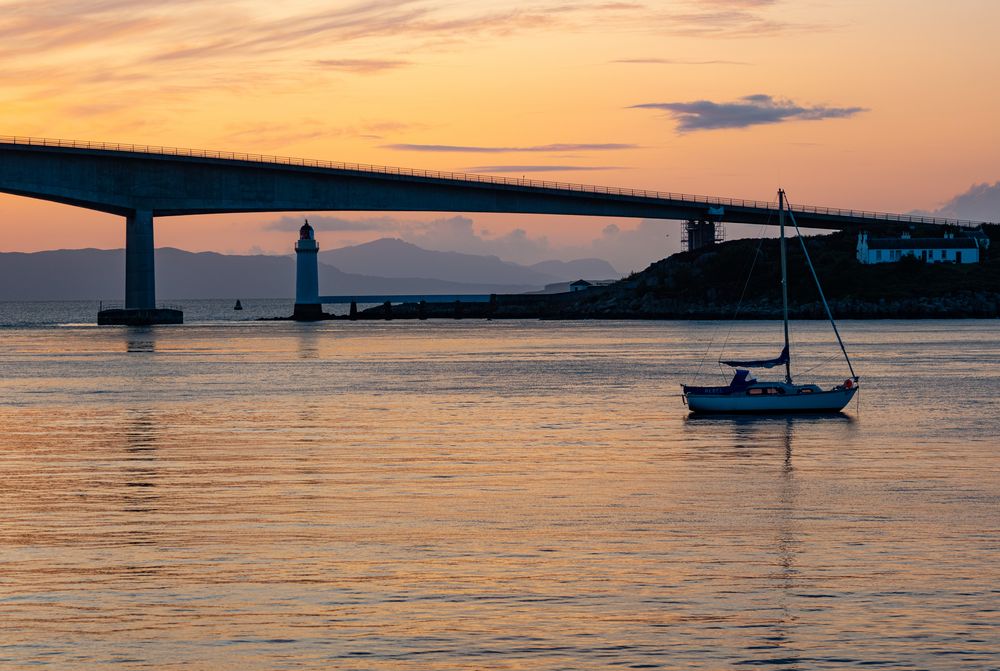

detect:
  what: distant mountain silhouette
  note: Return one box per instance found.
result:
[320,238,619,285]
[0,248,125,301]
[0,248,541,300]
[527,258,619,280]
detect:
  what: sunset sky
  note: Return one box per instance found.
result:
[1,0,998,271]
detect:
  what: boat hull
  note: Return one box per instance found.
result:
[685,386,857,414]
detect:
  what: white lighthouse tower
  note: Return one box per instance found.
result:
[293,219,323,319]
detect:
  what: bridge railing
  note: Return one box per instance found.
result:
[1,135,991,228]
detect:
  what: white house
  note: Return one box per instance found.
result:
[857,229,987,265]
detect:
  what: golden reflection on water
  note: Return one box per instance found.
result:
[0,320,997,669]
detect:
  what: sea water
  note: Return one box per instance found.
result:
[1,302,997,669]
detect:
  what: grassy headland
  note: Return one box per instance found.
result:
[542,224,1000,319]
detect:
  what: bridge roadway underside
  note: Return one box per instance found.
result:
[0,142,971,316]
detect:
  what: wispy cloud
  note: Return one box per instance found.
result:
[658,0,808,38]
[0,0,825,142]
[384,143,638,153]
[221,119,418,149]
[613,57,749,65]
[0,0,807,108]
[631,94,867,132]
[0,0,662,134]
[697,0,777,6]
[314,58,412,73]
[221,123,333,149]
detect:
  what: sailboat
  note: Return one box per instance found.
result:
[682,190,859,414]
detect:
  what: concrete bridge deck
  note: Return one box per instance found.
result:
[1,135,993,320]
[1,135,990,228]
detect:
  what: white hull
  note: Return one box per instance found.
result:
[685,386,857,414]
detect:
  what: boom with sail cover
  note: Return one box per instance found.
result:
[721,345,789,369]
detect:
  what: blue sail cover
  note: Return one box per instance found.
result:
[721,345,789,369]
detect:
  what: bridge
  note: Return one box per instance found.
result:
[1,135,992,323]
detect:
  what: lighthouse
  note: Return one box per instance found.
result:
[293,219,323,320]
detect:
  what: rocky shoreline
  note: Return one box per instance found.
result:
[266,288,1000,321]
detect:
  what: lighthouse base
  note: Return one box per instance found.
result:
[98,308,184,326]
[292,303,327,321]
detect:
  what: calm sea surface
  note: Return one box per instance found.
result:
[1,301,997,670]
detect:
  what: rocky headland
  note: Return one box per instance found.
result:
[333,225,1000,320]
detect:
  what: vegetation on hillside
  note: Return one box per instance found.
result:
[563,225,1000,318]
[353,225,1000,319]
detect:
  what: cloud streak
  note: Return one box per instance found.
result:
[612,57,749,65]
[0,0,808,135]
[314,58,412,73]
[220,119,419,149]
[631,94,867,132]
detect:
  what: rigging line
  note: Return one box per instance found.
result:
[797,354,838,377]
[716,219,771,369]
[694,220,768,382]
[784,198,858,380]
[692,217,733,378]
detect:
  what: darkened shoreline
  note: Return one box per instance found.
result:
[266,292,1000,321]
[268,226,999,322]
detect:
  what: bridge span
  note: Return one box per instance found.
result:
[0,135,992,323]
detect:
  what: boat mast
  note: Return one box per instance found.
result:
[778,189,792,384]
[785,204,858,381]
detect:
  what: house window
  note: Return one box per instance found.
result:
[876,250,882,261]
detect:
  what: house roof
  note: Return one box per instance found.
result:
[570,279,593,286]
[866,238,978,250]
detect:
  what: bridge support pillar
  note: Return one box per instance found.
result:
[126,209,156,309]
[683,220,723,252]
[98,209,182,325]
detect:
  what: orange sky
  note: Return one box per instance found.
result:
[1,0,998,270]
